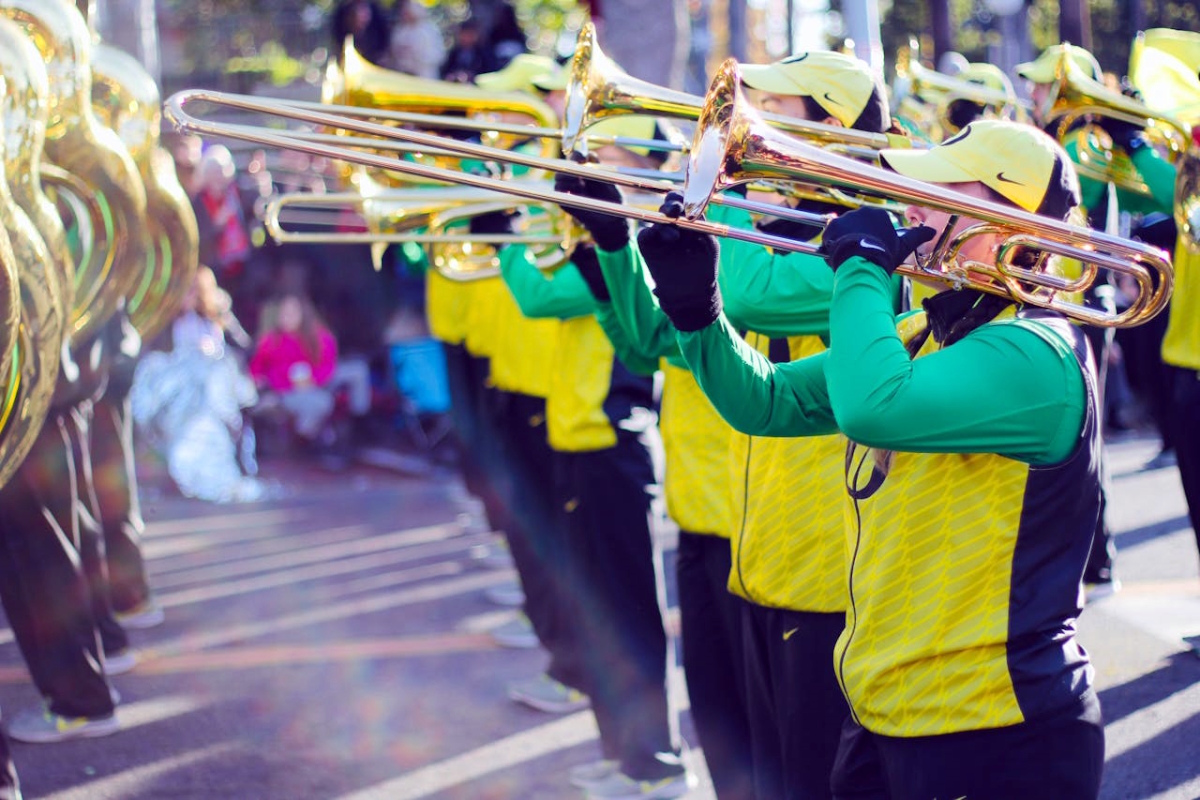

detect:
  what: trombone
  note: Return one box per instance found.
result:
[164,59,1173,327]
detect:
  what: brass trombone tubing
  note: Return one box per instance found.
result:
[165,89,832,236]
[263,186,571,246]
[680,61,1173,327]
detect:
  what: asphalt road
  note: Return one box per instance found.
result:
[0,432,1196,800]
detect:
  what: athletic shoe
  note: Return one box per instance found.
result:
[484,582,525,608]
[5,708,120,744]
[569,759,620,788]
[507,673,590,713]
[490,614,539,649]
[115,599,165,630]
[103,649,138,676]
[584,770,694,799]
[1084,578,1122,605]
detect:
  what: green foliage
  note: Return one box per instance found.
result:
[225,41,309,86]
[161,0,583,87]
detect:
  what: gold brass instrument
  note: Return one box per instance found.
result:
[0,17,68,485]
[1046,48,1190,197]
[164,52,1173,327]
[324,38,561,189]
[264,180,583,279]
[893,39,1028,141]
[0,19,74,320]
[91,41,199,341]
[164,88,837,260]
[680,60,1171,327]
[1175,127,1200,252]
[40,162,108,302]
[0,0,150,342]
[563,21,902,158]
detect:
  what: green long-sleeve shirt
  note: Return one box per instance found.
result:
[593,198,845,365]
[678,257,1087,465]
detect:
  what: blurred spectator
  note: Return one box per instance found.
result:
[485,2,528,72]
[130,267,263,503]
[440,19,488,82]
[192,145,253,320]
[388,0,445,78]
[332,0,392,66]
[250,294,339,444]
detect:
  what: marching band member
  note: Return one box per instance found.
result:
[640,119,1103,799]
[472,57,691,800]
[559,49,899,800]
[1162,127,1200,571]
[1017,43,1178,595]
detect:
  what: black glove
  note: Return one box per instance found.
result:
[1094,116,1145,153]
[818,206,935,275]
[638,192,722,332]
[571,244,610,302]
[553,170,630,252]
[469,209,516,236]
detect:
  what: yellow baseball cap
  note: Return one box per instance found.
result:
[476,54,564,93]
[879,120,1080,218]
[1016,44,1102,84]
[739,50,887,129]
[956,62,1016,98]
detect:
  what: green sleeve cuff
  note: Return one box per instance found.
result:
[597,242,683,359]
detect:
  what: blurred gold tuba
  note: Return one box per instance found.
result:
[0,17,69,485]
[323,38,560,188]
[90,41,199,341]
[0,0,150,342]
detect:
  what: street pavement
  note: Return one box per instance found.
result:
[0,432,1197,799]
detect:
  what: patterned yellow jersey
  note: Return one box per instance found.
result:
[661,362,733,537]
[727,332,846,613]
[834,312,1101,737]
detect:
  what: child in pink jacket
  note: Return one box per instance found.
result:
[249,294,339,441]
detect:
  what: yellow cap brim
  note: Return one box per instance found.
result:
[740,63,805,96]
[1015,59,1054,83]
[530,72,568,92]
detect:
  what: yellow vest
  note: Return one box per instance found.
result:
[1162,237,1200,370]
[661,363,733,537]
[546,315,618,451]
[727,332,846,613]
[425,270,474,345]
[488,288,557,398]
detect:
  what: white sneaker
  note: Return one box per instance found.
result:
[570,759,619,788]
[5,708,120,744]
[115,600,165,630]
[490,615,539,649]
[1084,578,1122,605]
[507,673,590,713]
[103,649,138,676]
[584,770,694,799]
[483,582,525,608]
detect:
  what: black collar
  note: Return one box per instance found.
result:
[921,289,1013,346]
